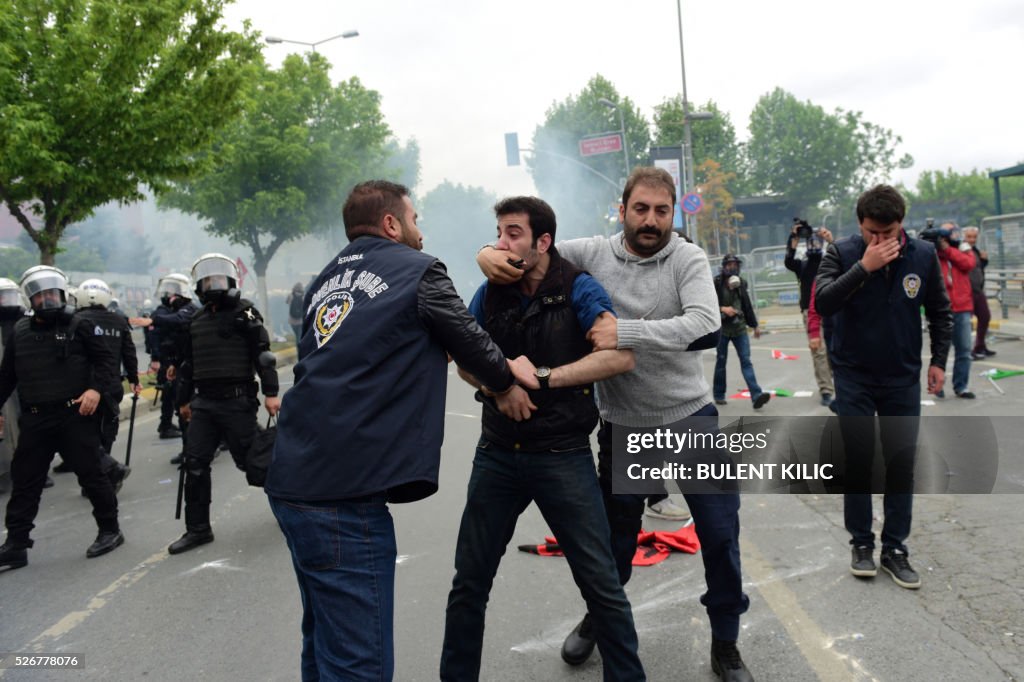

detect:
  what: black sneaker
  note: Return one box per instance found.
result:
[820,393,833,407]
[710,638,754,682]
[935,389,946,399]
[0,541,29,571]
[971,352,985,361]
[86,530,124,558]
[880,549,921,589]
[983,349,997,357]
[956,391,976,399]
[560,614,596,666]
[169,453,184,465]
[752,393,770,410]
[714,399,728,406]
[109,464,131,494]
[850,545,876,577]
[159,425,182,439]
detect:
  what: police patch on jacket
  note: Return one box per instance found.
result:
[314,291,354,348]
[902,273,921,299]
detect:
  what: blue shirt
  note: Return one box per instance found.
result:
[469,272,615,332]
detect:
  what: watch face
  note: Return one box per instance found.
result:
[536,366,551,379]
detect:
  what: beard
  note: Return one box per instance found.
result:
[623,220,670,257]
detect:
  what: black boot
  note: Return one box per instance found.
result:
[168,526,214,554]
[711,637,754,681]
[86,530,124,558]
[561,613,596,666]
[0,540,30,571]
[108,464,131,494]
[169,501,213,554]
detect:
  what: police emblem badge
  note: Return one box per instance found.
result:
[313,291,354,348]
[902,273,921,299]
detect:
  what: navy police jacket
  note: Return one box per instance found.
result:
[266,236,512,503]
[815,231,952,387]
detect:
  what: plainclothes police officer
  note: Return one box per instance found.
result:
[0,267,123,571]
[75,278,140,491]
[0,278,25,495]
[168,254,280,555]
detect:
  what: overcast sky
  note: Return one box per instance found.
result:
[227,0,1024,200]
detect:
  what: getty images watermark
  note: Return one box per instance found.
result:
[610,416,1024,495]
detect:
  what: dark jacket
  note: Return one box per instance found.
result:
[713,274,758,331]
[479,248,598,452]
[815,231,952,386]
[784,243,824,311]
[267,236,513,504]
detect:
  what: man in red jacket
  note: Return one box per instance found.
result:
[936,223,977,399]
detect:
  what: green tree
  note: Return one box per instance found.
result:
[653,98,744,191]
[0,246,37,281]
[745,88,912,213]
[907,167,1024,225]
[0,0,260,264]
[418,181,498,299]
[160,53,393,328]
[528,75,651,238]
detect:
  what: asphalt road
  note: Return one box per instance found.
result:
[1,330,1022,681]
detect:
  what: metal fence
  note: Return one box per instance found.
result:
[979,213,1024,317]
[706,245,802,311]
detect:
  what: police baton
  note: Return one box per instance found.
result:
[123,393,139,467]
[175,454,185,520]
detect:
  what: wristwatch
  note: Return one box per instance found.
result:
[535,366,551,390]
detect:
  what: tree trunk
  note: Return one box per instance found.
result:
[254,264,272,339]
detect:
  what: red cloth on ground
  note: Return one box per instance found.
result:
[517,524,700,566]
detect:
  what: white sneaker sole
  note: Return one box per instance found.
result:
[850,565,877,577]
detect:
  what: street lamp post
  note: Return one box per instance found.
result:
[675,0,698,242]
[264,30,359,53]
[598,97,630,184]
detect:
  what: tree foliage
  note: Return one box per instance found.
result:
[160,52,393,327]
[418,181,498,299]
[745,88,912,213]
[528,75,651,238]
[695,160,744,256]
[907,167,1024,226]
[0,0,260,264]
[653,98,743,191]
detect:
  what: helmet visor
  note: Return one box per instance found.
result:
[22,273,67,300]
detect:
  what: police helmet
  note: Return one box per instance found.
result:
[156,273,193,305]
[191,253,239,303]
[78,278,113,308]
[0,277,22,309]
[20,265,69,318]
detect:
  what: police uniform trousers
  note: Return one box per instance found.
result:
[5,404,118,546]
[182,394,257,526]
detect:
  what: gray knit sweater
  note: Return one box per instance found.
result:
[558,233,720,427]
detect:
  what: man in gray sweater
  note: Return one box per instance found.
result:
[478,167,753,681]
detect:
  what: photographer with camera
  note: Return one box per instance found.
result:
[785,219,835,407]
[920,221,977,399]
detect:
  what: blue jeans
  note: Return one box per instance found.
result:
[597,405,750,642]
[834,375,920,554]
[951,311,973,394]
[269,495,396,682]
[713,332,763,401]
[441,440,644,681]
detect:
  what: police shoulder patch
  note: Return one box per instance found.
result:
[313,291,354,348]
[902,273,922,299]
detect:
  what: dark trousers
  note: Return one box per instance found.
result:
[158,370,180,433]
[181,395,257,527]
[972,288,991,353]
[5,407,118,545]
[834,375,919,554]
[597,405,749,642]
[441,439,645,682]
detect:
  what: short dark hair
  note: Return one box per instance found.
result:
[493,196,557,245]
[856,184,906,225]
[622,167,676,208]
[343,180,410,240]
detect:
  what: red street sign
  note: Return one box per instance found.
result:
[579,134,623,157]
[236,257,249,288]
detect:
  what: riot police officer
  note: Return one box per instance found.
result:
[76,278,140,491]
[131,274,198,461]
[168,254,280,554]
[0,278,25,495]
[0,266,123,571]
